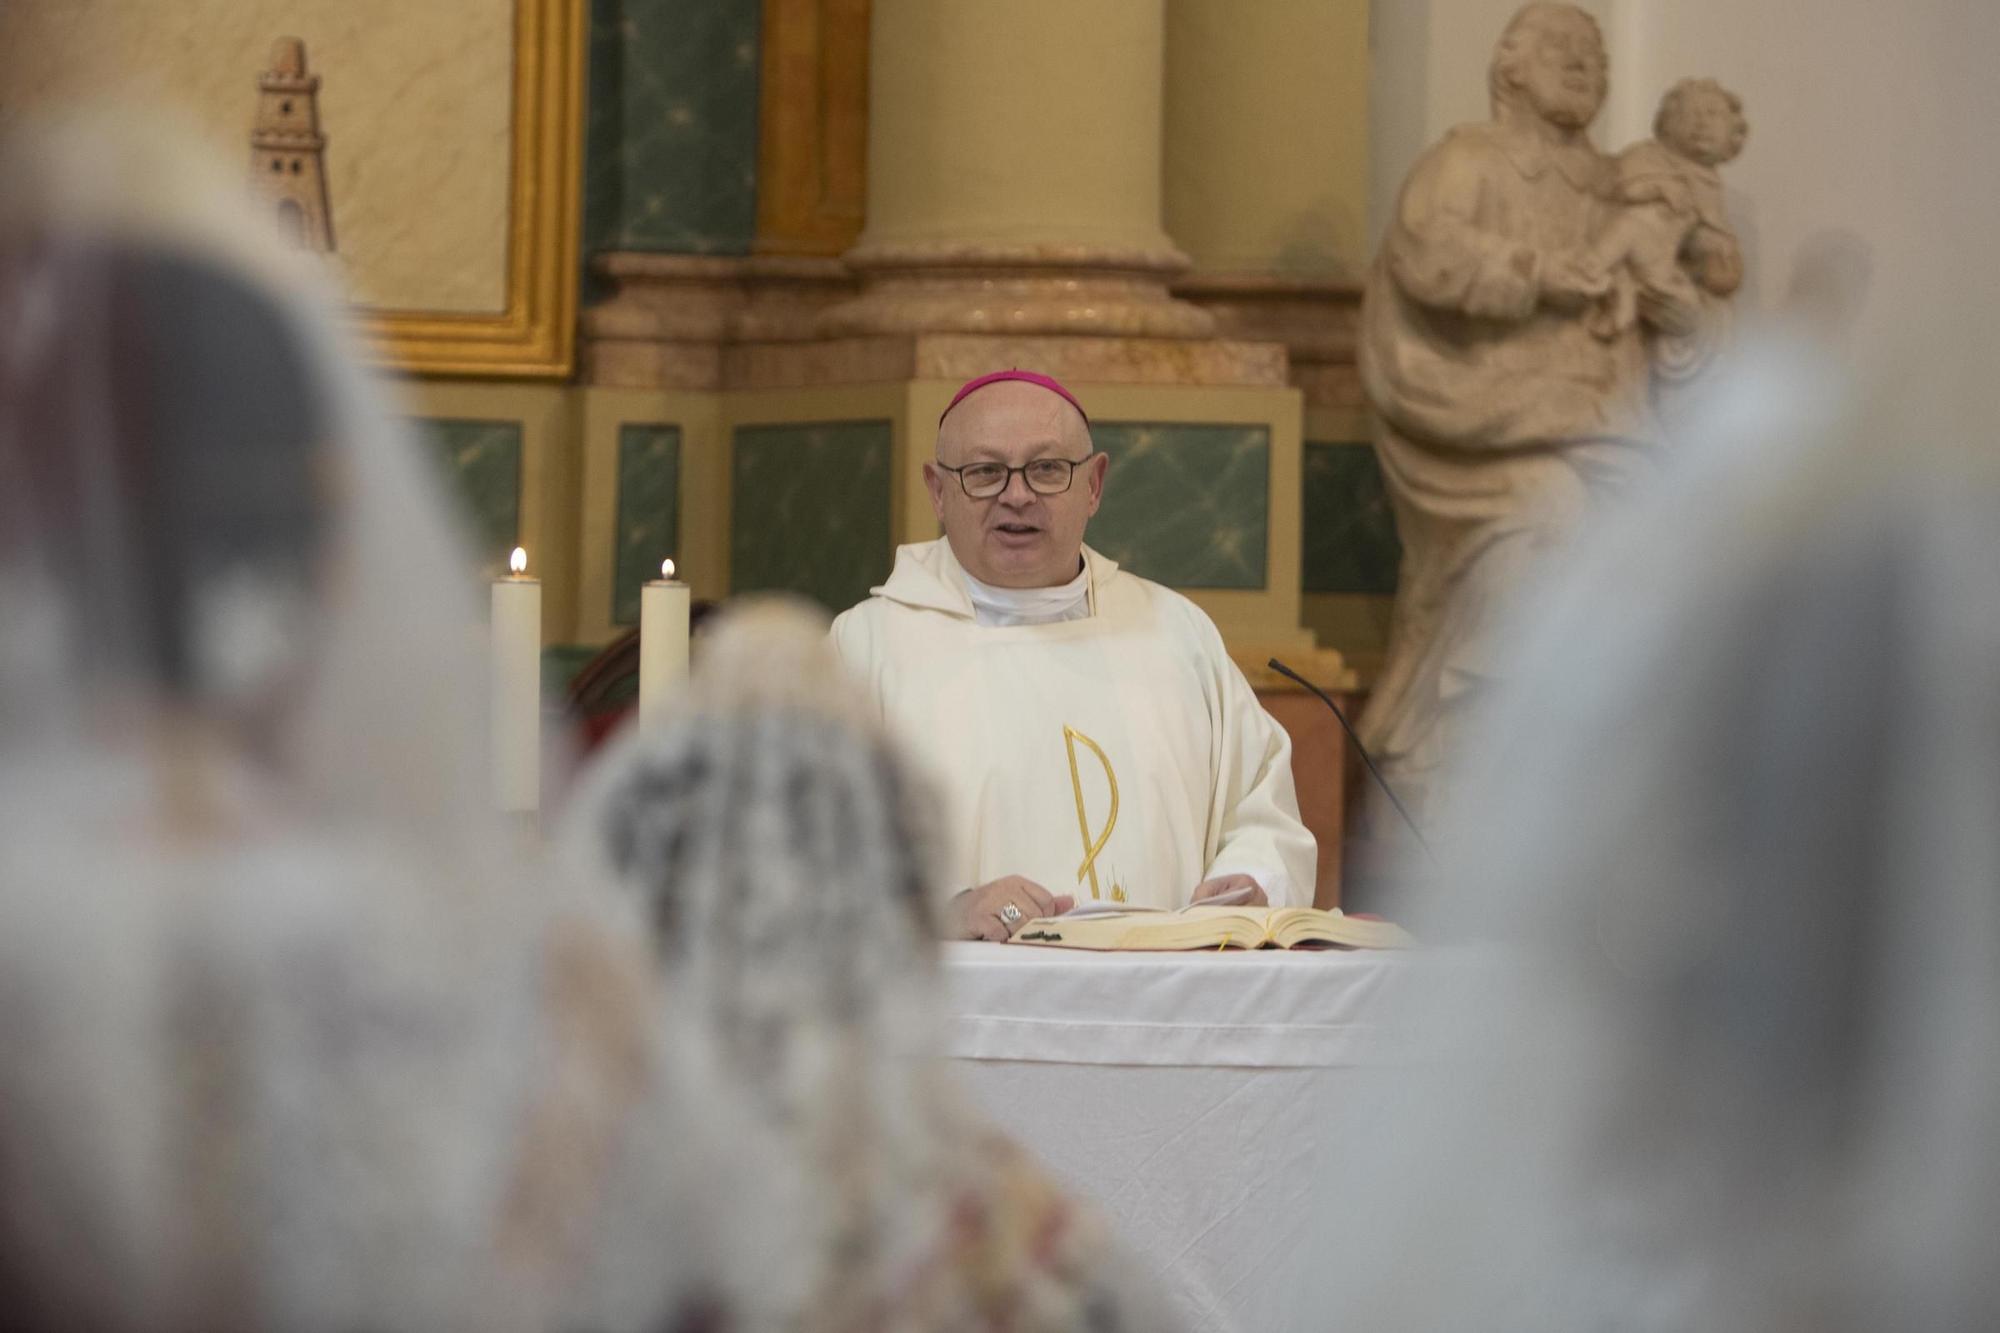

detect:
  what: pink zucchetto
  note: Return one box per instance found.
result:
[938,369,1089,427]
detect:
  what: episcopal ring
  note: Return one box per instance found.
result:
[1000,903,1023,927]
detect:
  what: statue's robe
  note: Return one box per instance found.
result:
[1613,140,1744,390]
[832,539,1316,910]
[1359,121,1659,816]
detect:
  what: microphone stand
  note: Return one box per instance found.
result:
[1267,657,1433,863]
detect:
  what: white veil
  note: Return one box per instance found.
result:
[0,114,755,1331]
[562,599,958,1326]
[0,111,496,848]
[1304,323,2000,1331]
[563,597,1189,1332]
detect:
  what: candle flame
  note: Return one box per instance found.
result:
[509,546,528,575]
[661,558,676,581]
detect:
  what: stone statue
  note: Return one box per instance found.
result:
[1356,3,1714,822]
[1585,78,1749,340]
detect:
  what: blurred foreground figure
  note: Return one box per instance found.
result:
[1308,334,2000,1332]
[0,118,756,1331]
[570,599,1188,1333]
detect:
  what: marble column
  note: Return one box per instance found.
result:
[1161,0,1371,413]
[1163,0,1368,279]
[820,0,1213,339]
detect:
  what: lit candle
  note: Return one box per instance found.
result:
[639,557,690,723]
[491,545,542,812]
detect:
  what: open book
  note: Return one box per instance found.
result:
[1009,903,1414,952]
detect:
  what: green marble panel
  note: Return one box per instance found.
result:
[1302,441,1403,595]
[731,420,892,612]
[411,417,521,577]
[1088,423,1269,590]
[612,423,682,626]
[585,0,762,256]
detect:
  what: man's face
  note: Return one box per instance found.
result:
[924,381,1107,589]
[1521,15,1607,130]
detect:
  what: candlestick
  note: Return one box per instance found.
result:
[639,557,690,723]
[491,545,542,812]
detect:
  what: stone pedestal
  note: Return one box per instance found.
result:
[583,245,1285,391]
[822,243,1214,340]
[582,254,857,390]
[1173,273,1364,413]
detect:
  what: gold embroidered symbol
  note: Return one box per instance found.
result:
[1063,725,1123,901]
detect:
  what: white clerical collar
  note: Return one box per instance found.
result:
[961,561,1091,627]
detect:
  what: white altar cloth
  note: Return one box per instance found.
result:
[941,942,1413,1333]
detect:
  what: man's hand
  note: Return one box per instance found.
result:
[1190,874,1269,908]
[949,877,1075,941]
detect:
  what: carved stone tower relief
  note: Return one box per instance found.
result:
[250,37,335,254]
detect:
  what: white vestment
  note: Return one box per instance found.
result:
[831,539,1316,909]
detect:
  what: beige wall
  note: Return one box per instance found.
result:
[1368,0,2000,361]
[1593,0,1999,363]
[1164,0,1370,277]
[0,0,514,314]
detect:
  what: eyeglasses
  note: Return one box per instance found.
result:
[936,453,1097,499]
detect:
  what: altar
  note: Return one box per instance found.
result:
[940,943,1414,1333]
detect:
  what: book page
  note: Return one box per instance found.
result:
[1012,904,1413,951]
[1061,901,1168,919]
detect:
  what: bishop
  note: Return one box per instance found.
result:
[832,371,1317,940]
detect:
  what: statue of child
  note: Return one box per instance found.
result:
[1585,77,1749,338]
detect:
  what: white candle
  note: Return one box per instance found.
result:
[491,545,542,812]
[639,557,690,723]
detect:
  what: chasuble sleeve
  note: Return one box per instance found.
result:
[828,605,888,719]
[1197,623,1318,909]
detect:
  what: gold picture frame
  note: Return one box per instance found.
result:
[351,0,585,379]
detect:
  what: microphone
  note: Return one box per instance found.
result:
[1267,657,1432,860]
